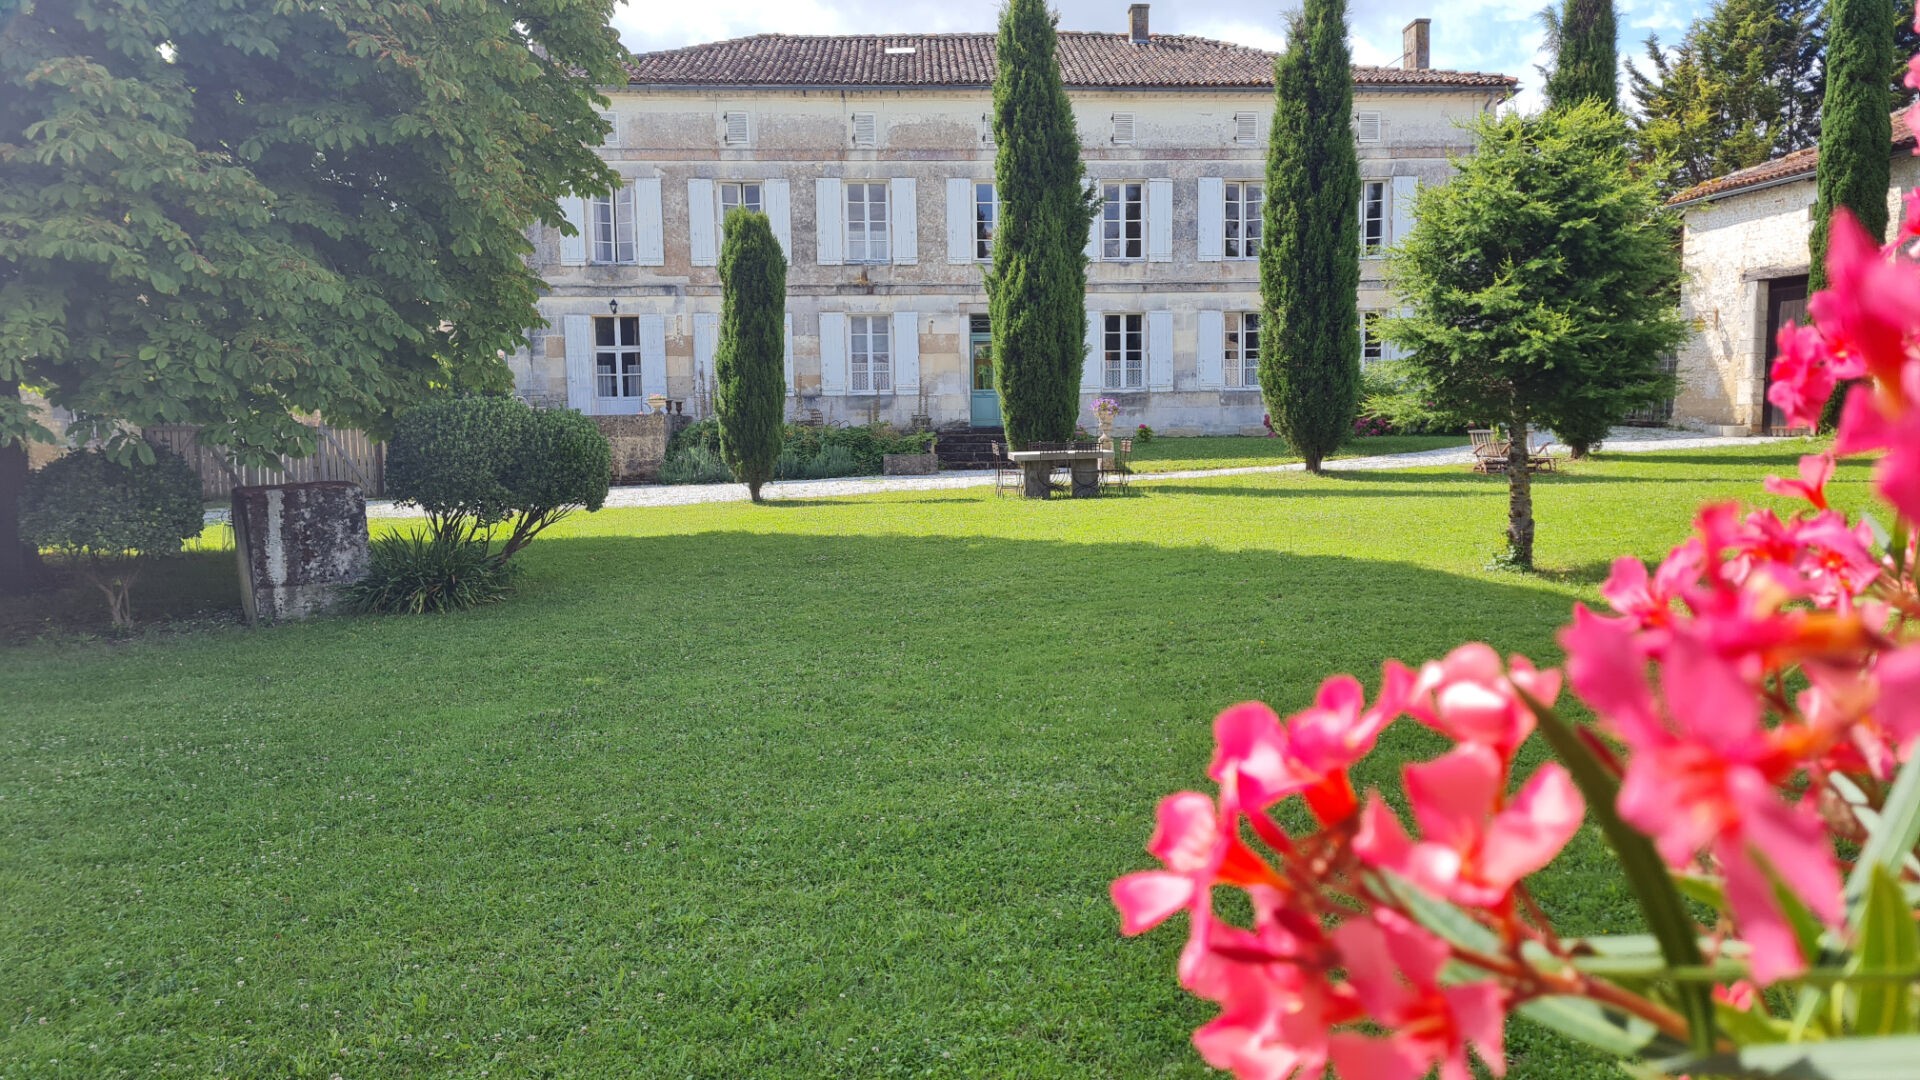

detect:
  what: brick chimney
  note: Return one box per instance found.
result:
[1402,18,1431,70]
[1128,4,1150,45]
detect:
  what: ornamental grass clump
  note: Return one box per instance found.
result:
[1114,29,1920,1077]
[17,447,203,628]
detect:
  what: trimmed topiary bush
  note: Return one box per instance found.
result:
[340,530,518,615]
[17,448,204,627]
[385,395,610,566]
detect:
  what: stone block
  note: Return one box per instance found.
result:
[232,481,370,624]
[882,453,939,476]
[592,413,689,483]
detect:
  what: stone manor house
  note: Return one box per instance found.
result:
[509,6,1516,436]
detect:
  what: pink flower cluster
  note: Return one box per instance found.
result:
[1118,66,1920,1071]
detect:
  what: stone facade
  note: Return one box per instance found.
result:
[591,413,690,482]
[509,15,1512,436]
[1674,153,1920,432]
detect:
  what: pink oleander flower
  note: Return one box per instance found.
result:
[1327,910,1506,1080]
[1406,644,1560,756]
[1112,791,1278,936]
[1208,668,1411,823]
[1835,367,1920,525]
[1561,614,1845,982]
[1763,454,1835,511]
[1353,743,1585,909]
[1765,322,1841,430]
[1806,209,1920,397]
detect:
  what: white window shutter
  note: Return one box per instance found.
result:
[634,178,664,266]
[723,111,750,147]
[688,179,718,267]
[1147,178,1173,263]
[1195,310,1225,389]
[693,312,720,392]
[1111,113,1135,145]
[1147,310,1174,391]
[784,313,795,395]
[892,311,920,393]
[1196,177,1224,263]
[851,112,878,147]
[1082,311,1103,391]
[1391,175,1419,248]
[815,178,843,266]
[819,313,848,395]
[559,197,587,266]
[889,177,917,265]
[563,314,594,411]
[765,179,792,262]
[616,184,639,262]
[1233,112,1259,145]
[946,178,973,264]
[1084,181,1100,261]
[640,314,668,404]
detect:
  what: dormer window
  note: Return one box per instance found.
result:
[851,112,879,148]
[1355,112,1383,143]
[722,111,750,147]
[1111,113,1136,146]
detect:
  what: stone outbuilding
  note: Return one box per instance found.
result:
[1669,115,1918,434]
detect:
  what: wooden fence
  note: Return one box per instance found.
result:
[145,423,385,501]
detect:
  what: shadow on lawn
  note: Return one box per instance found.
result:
[0,528,1622,1077]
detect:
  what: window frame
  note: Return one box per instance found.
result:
[1223,180,1264,261]
[844,181,891,264]
[1361,180,1388,257]
[849,314,893,394]
[593,315,644,399]
[1224,311,1261,389]
[1100,181,1146,262]
[589,183,637,265]
[718,181,764,224]
[1361,311,1385,364]
[1103,313,1145,391]
[973,181,997,262]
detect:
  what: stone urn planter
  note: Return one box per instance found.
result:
[1092,397,1121,454]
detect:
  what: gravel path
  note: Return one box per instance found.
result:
[204,428,1797,523]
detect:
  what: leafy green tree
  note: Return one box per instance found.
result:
[1812,0,1898,294]
[1544,0,1621,109]
[1385,103,1688,569]
[17,447,203,628]
[0,0,625,593]
[987,0,1096,449]
[714,210,787,502]
[1258,0,1362,474]
[1627,0,1802,191]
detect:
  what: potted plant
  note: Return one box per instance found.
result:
[1092,397,1120,451]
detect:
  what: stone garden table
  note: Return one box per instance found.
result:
[1005,448,1112,499]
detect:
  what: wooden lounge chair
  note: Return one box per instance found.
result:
[1468,429,1508,474]
[1526,433,1559,473]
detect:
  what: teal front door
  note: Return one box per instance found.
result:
[969,321,1001,427]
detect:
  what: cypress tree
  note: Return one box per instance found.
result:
[1544,0,1621,110]
[1810,0,1896,292]
[1259,0,1362,473]
[987,0,1095,449]
[714,209,787,503]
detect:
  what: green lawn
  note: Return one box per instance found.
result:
[0,441,1852,1078]
[1126,433,1463,473]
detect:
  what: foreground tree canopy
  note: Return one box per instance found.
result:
[0,0,626,586]
[1385,103,1687,568]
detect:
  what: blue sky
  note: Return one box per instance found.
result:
[610,0,1713,111]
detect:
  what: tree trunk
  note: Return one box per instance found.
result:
[1507,419,1535,569]
[0,385,41,596]
[747,480,764,503]
[1304,452,1325,474]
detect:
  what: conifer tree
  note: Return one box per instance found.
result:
[1259,0,1362,474]
[714,211,787,503]
[987,0,1095,449]
[1545,0,1621,109]
[1811,0,1896,292]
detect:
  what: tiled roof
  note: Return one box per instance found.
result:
[622,33,1518,91]
[1668,112,1916,206]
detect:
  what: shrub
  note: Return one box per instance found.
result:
[17,448,204,628]
[1357,359,1472,436]
[659,445,735,485]
[385,395,610,565]
[1134,424,1155,443]
[340,530,517,615]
